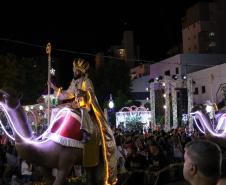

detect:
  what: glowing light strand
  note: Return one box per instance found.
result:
[192,111,226,137]
[0,103,78,144]
[87,91,111,185]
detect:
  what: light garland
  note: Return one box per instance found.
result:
[116,106,151,130]
[0,103,79,144]
[192,111,226,137]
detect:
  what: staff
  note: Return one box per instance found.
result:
[46,42,52,125]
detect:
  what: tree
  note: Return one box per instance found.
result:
[0,53,26,94]
[0,54,47,105]
[90,58,131,110]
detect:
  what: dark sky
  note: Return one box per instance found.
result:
[0,0,212,62]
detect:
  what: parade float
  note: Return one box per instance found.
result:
[0,43,117,185]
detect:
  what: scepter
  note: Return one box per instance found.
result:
[46,42,52,125]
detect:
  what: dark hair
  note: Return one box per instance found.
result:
[185,140,222,179]
[148,141,159,148]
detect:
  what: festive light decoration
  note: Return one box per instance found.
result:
[187,75,194,130]
[50,68,55,75]
[149,76,178,131]
[150,82,156,129]
[164,78,170,131]
[0,103,80,144]
[171,81,178,129]
[191,110,226,137]
[116,106,151,131]
[191,111,226,137]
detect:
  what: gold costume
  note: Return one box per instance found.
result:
[55,58,117,185]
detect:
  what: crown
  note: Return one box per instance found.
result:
[73,58,90,74]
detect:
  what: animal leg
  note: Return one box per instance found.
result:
[53,167,72,185]
[40,167,54,185]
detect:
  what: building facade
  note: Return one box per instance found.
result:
[130,63,150,80]
[182,2,222,53]
[108,30,135,68]
[190,62,226,106]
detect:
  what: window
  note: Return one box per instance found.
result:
[175,67,179,74]
[209,32,215,37]
[194,45,197,50]
[194,35,196,39]
[188,37,190,40]
[202,86,206,93]
[165,70,170,76]
[188,48,191,51]
[194,87,199,95]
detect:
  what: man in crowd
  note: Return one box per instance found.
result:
[183,140,222,185]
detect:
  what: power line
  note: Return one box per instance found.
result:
[0,37,152,62]
[0,37,225,67]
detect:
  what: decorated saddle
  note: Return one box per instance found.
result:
[47,108,84,148]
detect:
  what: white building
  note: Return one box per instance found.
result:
[131,53,226,105]
[190,62,226,106]
[149,54,226,81]
[131,75,150,105]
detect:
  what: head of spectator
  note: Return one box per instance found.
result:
[126,144,137,157]
[148,141,160,156]
[217,178,226,185]
[183,140,222,185]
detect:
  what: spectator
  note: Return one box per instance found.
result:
[183,140,222,185]
[146,141,169,184]
[217,178,226,185]
[124,145,147,185]
[21,160,32,184]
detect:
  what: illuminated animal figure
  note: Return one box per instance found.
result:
[0,89,93,185]
[191,103,226,138]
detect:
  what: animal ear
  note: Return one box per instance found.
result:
[3,94,9,100]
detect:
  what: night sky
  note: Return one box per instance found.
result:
[0,0,212,62]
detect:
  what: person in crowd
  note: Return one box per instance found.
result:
[124,144,147,185]
[146,141,170,184]
[21,159,32,184]
[183,140,222,185]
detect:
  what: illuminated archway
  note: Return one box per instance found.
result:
[116,106,151,131]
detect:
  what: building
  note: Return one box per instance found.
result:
[130,63,150,80]
[215,0,226,53]
[122,31,135,68]
[131,54,226,103]
[108,30,135,68]
[131,75,150,105]
[190,62,226,107]
[148,54,226,81]
[95,52,104,70]
[182,2,222,53]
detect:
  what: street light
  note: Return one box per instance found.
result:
[108,94,114,109]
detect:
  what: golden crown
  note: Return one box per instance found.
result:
[73,58,90,74]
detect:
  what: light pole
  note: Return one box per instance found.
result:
[108,94,115,126]
[104,94,115,125]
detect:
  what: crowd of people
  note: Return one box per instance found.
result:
[0,127,226,185]
[113,127,226,185]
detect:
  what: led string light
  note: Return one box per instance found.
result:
[192,111,226,137]
[0,103,81,144]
